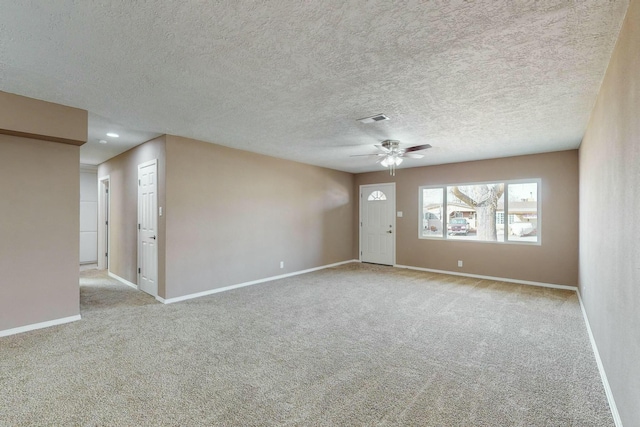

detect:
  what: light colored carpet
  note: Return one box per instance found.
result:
[1,263,613,426]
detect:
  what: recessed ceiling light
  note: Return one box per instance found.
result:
[98,139,108,144]
[106,132,119,138]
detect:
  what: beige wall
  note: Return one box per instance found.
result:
[98,136,166,296]
[164,136,354,299]
[0,135,80,331]
[355,150,579,286]
[0,92,85,333]
[0,91,87,145]
[579,0,639,424]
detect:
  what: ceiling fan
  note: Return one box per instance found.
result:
[351,140,432,175]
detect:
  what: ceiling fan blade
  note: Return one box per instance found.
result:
[401,153,424,158]
[350,153,386,157]
[404,144,432,153]
[374,144,391,153]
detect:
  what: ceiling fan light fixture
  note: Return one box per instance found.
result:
[353,139,431,176]
[380,155,402,174]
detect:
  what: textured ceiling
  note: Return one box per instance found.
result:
[82,113,161,165]
[0,1,629,172]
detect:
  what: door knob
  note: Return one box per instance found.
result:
[150,235,156,240]
[387,230,393,234]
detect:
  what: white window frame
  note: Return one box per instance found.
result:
[418,178,542,245]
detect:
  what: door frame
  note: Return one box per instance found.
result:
[359,182,396,265]
[137,159,159,297]
[98,175,110,271]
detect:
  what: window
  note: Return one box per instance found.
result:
[496,213,516,225]
[419,179,540,244]
[368,190,387,201]
[421,188,444,238]
[506,182,539,242]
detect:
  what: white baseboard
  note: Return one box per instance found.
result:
[0,314,81,338]
[394,264,577,291]
[108,271,138,290]
[160,259,359,304]
[577,291,623,427]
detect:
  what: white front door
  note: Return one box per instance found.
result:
[138,160,158,297]
[360,183,395,265]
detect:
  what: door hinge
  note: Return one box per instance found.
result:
[138,179,141,186]
[138,267,141,274]
[105,189,109,194]
[105,220,108,225]
[105,252,108,257]
[138,223,141,230]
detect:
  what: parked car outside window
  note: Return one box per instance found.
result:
[448,218,470,235]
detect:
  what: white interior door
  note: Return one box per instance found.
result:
[98,176,110,270]
[103,179,109,269]
[138,160,158,297]
[360,183,396,265]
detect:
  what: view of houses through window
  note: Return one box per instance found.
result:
[420,180,540,244]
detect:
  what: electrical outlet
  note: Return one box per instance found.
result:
[458,260,463,267]
[280,261,284,269]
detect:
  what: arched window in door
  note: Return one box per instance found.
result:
[368,190,387,201]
